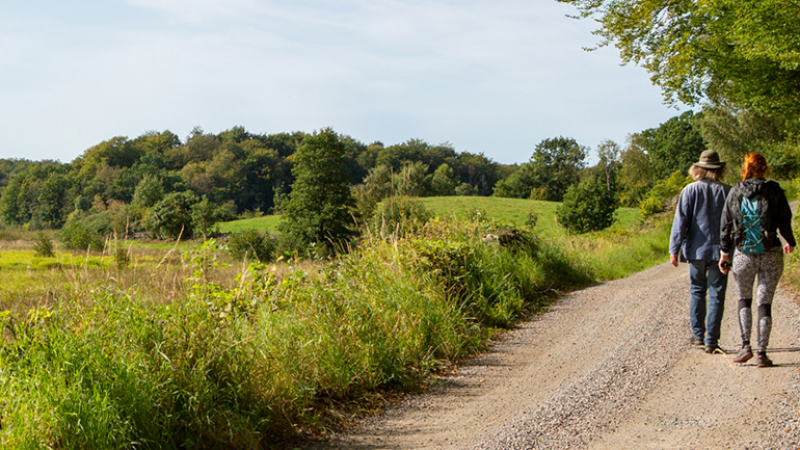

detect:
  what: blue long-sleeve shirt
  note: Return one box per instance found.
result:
[669,179,731,262]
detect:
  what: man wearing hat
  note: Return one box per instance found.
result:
[669,149,731,353]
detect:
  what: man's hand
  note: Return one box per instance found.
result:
[670,254,679,267]
[785,244,795,254]
[719,254,732,275]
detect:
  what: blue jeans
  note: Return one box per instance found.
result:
[689,260,728,345]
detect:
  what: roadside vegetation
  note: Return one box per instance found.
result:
[0,199,673,449]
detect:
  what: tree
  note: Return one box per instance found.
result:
[556,172,618,234]
[191,196,219,239]
[36,173,70,229]
[596,139,621,192]
[431,163,457,196]
[559,0,800,124]
[618,134,653,207]
[279,128,356,255]
[529,137,588,202]
[641,111,706,181]
[451,152,500,196]
[698,107,798,178]
[132,175,165,210]
[493,164,535,199]
[494,137,588,201]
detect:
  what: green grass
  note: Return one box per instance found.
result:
[217,215,282,234]
[0,222,594,448]
[419,196,640,236]
[216,196,642,238]
[0,205,668,449]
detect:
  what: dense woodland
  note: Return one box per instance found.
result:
[0,127,505,232]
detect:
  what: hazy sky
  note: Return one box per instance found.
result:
[0,0,683,165]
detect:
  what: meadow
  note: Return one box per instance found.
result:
[0,198,672,449]
[216,196,641,238]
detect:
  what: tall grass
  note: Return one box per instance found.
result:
[559,216,673,281]
[0,212,670,449]
[0,218,593,448]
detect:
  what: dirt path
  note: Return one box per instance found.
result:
[310,262,800,450]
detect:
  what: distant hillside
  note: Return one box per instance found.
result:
[217,196,641,237]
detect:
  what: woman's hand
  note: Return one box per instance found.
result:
[719,254,732,275]
[785,244,795,254]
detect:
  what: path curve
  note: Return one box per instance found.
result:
[311,262,800,450]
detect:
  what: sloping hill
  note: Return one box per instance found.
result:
[217,196,641,237]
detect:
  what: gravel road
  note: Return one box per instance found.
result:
[311,262,800,450]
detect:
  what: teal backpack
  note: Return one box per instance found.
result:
[740,195,764,254]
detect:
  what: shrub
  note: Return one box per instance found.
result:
[145,191,198,240]
[455,183,477,196]
[371,196,432,238]
[557,173,618,234]
[34,231,55,257]
[227,229,278,262]
[114,246,130,269]
[60,220,105,251]
[639,170,692,218]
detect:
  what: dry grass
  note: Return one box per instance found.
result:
[0,236,320,316]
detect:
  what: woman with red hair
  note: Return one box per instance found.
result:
[720,153,796,367]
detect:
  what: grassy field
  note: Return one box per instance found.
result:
[216,196,642,238]
[0,197,668,449]
[217,214,282,234]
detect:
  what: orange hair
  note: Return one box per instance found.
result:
[741,153,769,180]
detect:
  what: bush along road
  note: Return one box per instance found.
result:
[315,262,800,450]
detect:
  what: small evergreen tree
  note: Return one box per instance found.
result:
[279,128,356,255]
[556,172,618,234]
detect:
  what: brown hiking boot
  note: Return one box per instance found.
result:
[757,353,774,368]
[733,346,753,363]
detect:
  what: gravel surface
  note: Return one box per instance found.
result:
[310,262,800,450]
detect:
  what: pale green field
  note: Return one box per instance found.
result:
[217,214,282,234]
[217,196,641,237]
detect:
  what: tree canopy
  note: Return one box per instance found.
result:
[278,128,358,255]
[559,0,800,124]
[495,137,588,202]
[0,127,503,233]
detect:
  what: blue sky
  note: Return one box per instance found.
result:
[0,0,682,165]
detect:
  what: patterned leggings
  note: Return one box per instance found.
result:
[733,248,784,353]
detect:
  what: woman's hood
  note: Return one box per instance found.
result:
[739,178,767,198]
